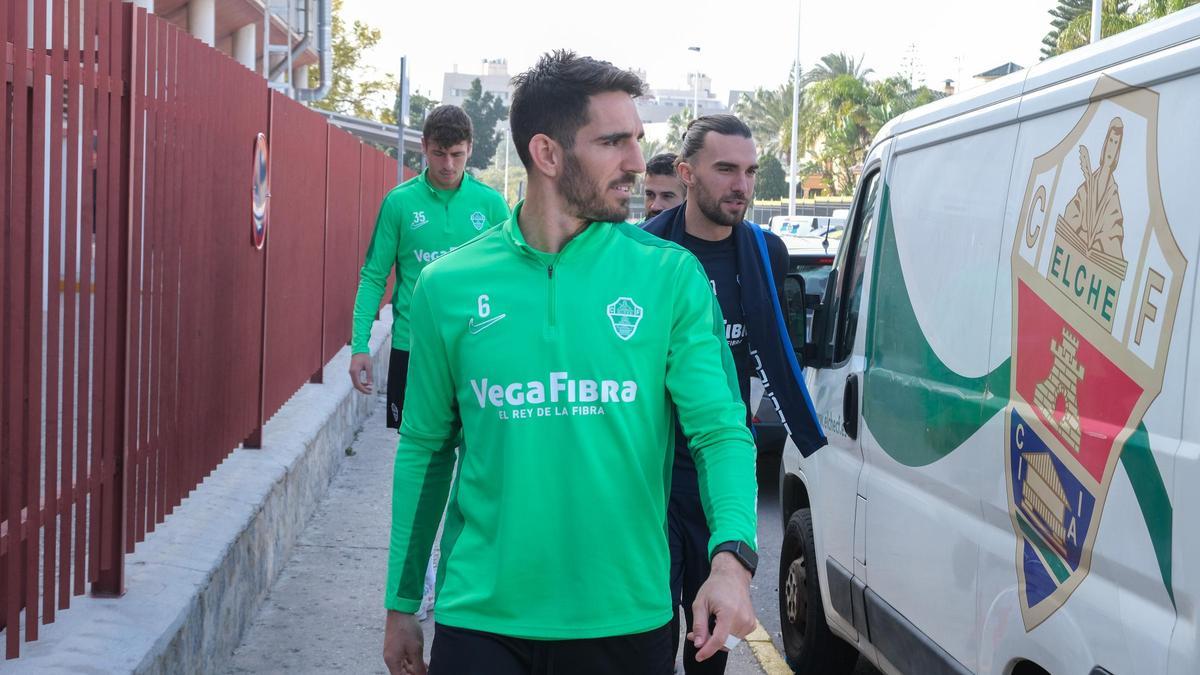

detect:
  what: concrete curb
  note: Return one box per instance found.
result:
[3,315,394,674]
[746,621,793,675]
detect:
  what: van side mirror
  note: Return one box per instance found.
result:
[783,274,809,362]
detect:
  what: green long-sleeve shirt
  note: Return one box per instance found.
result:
[352,169,509,353]
[385,202,757,639]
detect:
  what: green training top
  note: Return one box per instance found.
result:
[385,201,757,639]
[352,169,510,353]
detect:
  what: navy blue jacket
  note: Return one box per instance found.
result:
[644,204,827,458]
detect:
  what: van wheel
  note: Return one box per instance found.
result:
[779,509,859,674]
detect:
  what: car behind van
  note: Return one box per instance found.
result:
[778,9,1200,675]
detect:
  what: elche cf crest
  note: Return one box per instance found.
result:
[471,211,486,231]
[1005,76,1187,630]
[606,297,643,341]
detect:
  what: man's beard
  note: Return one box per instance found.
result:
[560,151,635,223]
[692,178,748,227]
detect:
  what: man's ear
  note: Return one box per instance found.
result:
[528,134,562,178]
[676,161,695,188]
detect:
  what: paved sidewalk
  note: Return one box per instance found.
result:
[225,398,428,674]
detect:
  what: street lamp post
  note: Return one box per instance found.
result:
[397,56,409,184]
[1091,0,1103,43]
[788,3,801,217]
[503,129,511,204]
[688,46,701,119]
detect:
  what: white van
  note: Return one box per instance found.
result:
[778,9,1199,675]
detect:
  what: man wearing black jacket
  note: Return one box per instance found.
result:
[643,114,823,674]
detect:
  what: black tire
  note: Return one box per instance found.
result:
[778,508,859,674]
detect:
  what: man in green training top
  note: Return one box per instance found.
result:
[348,105,510,429]
[382,51,758,675]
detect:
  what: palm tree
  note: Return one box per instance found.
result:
[666,111,690,151]
[1055,0,1143,53]
[799,74,946,194]
[865,76,946,131]
[639,137,669,161]
[1053,0,1197,55]
[1041,0,1130,59]
[797,74,872,193]
[806,53,873,84]
[732,75,797,164]
[1143,0,1200,15]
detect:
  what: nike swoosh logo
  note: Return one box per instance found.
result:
[468,314,507,334]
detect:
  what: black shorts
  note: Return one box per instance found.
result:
[386,348,410,429]
[428,622,674,675]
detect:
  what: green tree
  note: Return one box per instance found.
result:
[1043,0,1097,58]
[806,52,873,84]
[1053,0,1140,54]
[306,0,397,122]
[733,54,874,184]
[1053,0,1198,54]
[732,72,797,164]
[799,74,872,193]
[865,76,944,131]
[666,111,690,151]
[395,90,437,128]
[462,79,508,170]
[639,137,671,161]
[1143,0,1200,15]
[396,90,438,170]
[755,155,788,200]
[800,73,944,194]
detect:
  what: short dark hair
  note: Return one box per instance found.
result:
[645,153,679,178]
[510,50,645,168]
[423,105,473,148]
[679,114,752,162]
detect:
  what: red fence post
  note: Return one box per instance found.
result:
[0,0,10,651]
[312,125,331,386]
[24,0,49,643]
[4,0,32,657]
[89,0,123,590]
[93,2,136,598]
[66,0,87,595]
[43,0,65,624]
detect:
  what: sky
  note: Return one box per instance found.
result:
[341,0,1058,101]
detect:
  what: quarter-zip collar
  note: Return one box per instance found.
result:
[418,167,467,202]
[502,200,609,264]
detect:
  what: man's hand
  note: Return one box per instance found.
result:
[383,610,426,675]
[349,353,374,395]
[689,551,757,662]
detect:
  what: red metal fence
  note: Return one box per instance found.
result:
[2,2,406,658]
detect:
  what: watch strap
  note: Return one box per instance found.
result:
[711,540,758,576]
